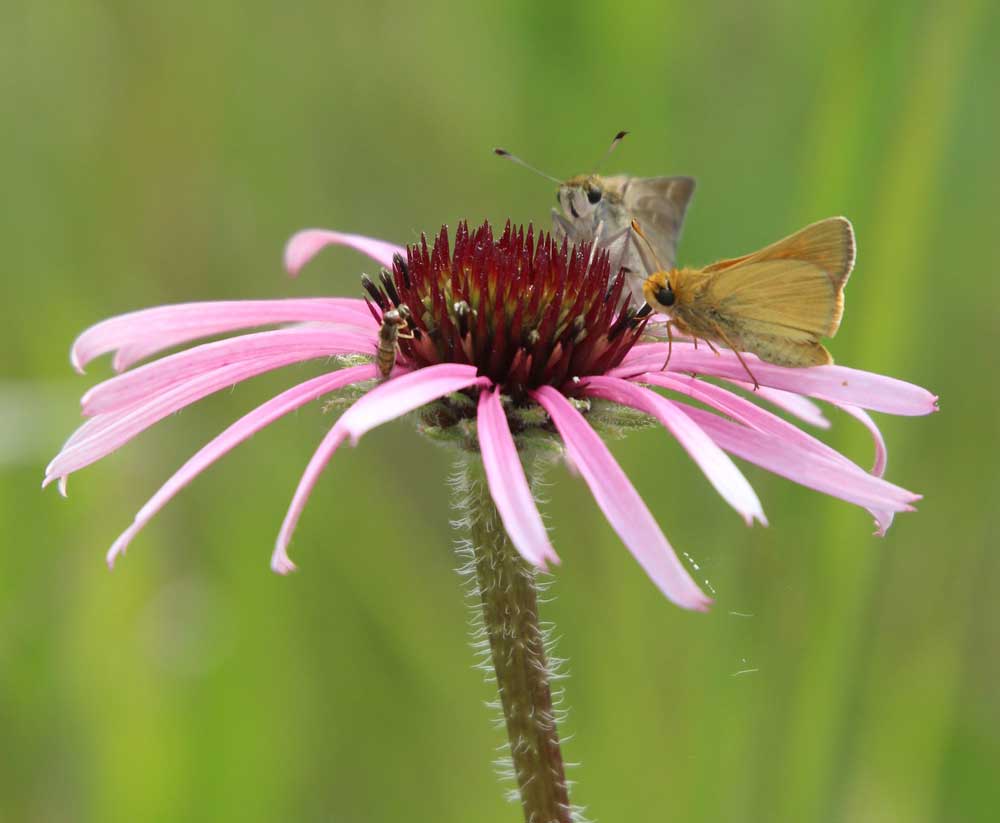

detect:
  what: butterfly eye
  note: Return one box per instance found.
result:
[655,285,675,307]
[586,187,602,205]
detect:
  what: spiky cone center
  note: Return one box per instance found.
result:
[364,220,647,401]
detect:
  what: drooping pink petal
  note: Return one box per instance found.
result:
[284,229,406,276]
[841,402,892,532]
[271,364,492,573]
[725,380,831,429]
[112,311,374,372]
[51,414,106,459]
[45,353,359,485]
[639,372,843,457]
[336,363,491,444]
[583,376,766,526]
[70,298,375,373]
[530,385,711,612]
[613,343,939,416]
[106,364,377,568]
[835,404,888,476]
[678,405,918,521]
[477,388,559,569]
[833,404,892,534]
[81,326,376,416]
[48,355,285,483]
[637,371,877,475]
[634,370,898,532]
[271,424,350,574]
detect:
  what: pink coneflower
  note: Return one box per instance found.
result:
[46,219,935,608]
[46,219,936,821]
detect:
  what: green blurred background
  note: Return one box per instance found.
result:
[2,0,997,820]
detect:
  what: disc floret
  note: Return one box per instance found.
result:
[362,220,646,397]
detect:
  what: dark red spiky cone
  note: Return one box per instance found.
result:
[363,220,647,397]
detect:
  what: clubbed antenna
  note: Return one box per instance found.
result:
[493,147,561,184]
[595,129,628,171]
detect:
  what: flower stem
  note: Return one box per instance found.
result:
[454,457,573,823]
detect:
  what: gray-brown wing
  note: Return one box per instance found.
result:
[621,176,696,272]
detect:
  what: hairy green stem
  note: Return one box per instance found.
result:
[453,457,573,823]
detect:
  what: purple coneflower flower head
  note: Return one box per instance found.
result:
[45,220,937,612]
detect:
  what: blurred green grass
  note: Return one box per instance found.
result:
[2,0,998,820]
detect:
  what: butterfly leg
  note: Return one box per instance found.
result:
[709,320,760,390]
[585,219,605,273]
[551,210,574,242]
[660,321,674,370]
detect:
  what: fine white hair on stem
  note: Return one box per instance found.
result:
[449,457,591,823]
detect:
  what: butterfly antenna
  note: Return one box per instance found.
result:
[630,218,666,272]
[594,130,628,171]
[493,148,561,184]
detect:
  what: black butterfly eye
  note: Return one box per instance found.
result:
[656,285,675,307]
[586,187,602,204]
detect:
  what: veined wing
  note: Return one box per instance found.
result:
[706,217,855,337]
[705,217,854,281]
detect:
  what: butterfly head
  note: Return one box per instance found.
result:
[642,270,676,312]
[557,175,607,221]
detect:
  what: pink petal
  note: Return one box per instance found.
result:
[106,364,376,568]
[284,229,406,276]
[725,380,830,429]
[531,385,711,612]
[70,298,374,373]
[639,372,848,461]
[613,343,938,416]
[584,376,766,526]
[634,371,896,531]
[836,404,888,476]
[477,388,559,569]
[45,354,344,485]
[336,363,490,444]
[834,404,892,533]
[272,364,492,572]
[81,326,376,416]
[271,424,350,574]
[678,405,919,518]
[634,372,900,506]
